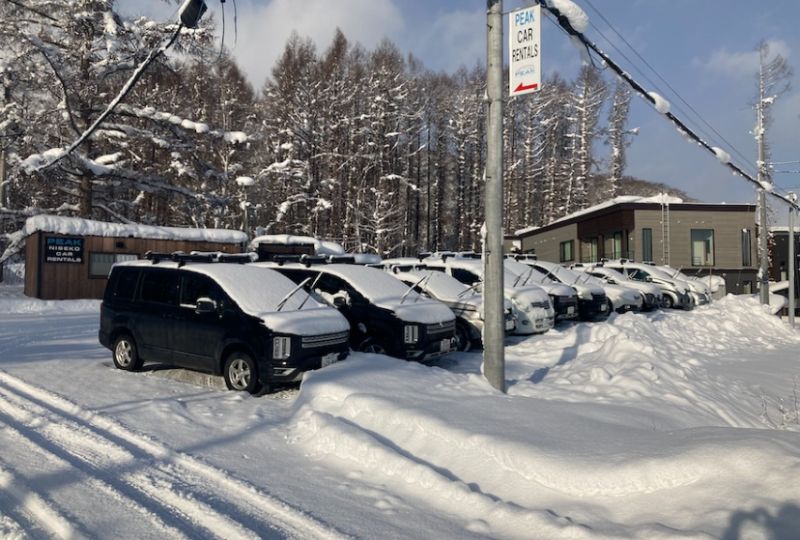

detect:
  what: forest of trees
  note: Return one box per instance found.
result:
[0,0,672,257]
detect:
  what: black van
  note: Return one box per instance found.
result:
[261,262,457,361]
[99,256,350,394]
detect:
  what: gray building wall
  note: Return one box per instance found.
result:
[519,223,578,263]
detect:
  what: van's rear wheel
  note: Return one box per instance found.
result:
[224,352,259,394]
[112,334,142,371]
[663,295,674,309]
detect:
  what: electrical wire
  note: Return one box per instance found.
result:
[539,0,800,211]
[582,0,755,174]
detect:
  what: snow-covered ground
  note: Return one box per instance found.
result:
[1,284,799,539]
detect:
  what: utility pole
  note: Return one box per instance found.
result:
[756,79,770,305]
[483,0,505,392]
[789,193,797,328]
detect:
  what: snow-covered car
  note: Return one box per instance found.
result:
[391,269,516,350]
[572,264,663,311]
[518,259,625,318]
[651,264,713,305]
[420,256,556,333]
[262,262,456,361]
[604,260,693,310]
[99,254,351,394]
[503,258,593,321]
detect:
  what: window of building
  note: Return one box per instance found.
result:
[582,238,598,262]
[691,229,715,266]
[611,232,623,259]
[642,228,653,262]
[89,252,138,278]
[559,240,574,262]
[140,271,180,305]
[741,229,752,267]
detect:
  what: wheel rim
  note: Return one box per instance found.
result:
[364,343,386,354]
[115,340,132,367]
[456,328,469,351]
[228,358,251,390]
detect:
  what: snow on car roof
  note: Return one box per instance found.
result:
[118,260,322,315]
[21,215,247,244]
[249,234,345,256]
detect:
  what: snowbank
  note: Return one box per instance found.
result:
[290,295,800,538]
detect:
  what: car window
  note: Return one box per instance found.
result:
[180,273,225,308]
[113,268,139,301]
[140,270,180,305]
[451,268,480,285]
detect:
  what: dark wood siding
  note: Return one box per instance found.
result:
[27,234,243,300]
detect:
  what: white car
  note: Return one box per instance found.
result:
[420,256,556,334]
[505,258,610,321]
[525,259,642,314]
[572,264,663,311]
[391,269,516,350]
[652,265,713,305]
[604,260,693,310]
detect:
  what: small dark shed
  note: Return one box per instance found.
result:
[18,215,247,300]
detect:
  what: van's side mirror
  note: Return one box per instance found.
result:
[646,276,653,283]
[332,292,350,308]
[196,297,218,315]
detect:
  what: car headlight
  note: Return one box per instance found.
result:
[272,336,291,360]
[404,324,419,344]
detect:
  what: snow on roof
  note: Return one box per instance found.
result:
[21,215,247,244]
[514,194,685,236]
[249,234,346,256]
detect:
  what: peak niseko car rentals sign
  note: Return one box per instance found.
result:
[509,5,541,97]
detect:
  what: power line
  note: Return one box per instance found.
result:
[539,0,799,211]
[582,0,756,175]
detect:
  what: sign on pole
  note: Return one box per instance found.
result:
[509,5,541,97]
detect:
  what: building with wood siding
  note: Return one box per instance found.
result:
[17,215,247,300]
[507,196,758,294]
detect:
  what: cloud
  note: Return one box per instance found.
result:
[227,0,405,88]
[693,40,791,79]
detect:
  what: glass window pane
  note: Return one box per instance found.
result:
[113,269,139,300]
[642,229,653,262]
[140,271,180,305]
[691,229,715,266]
[90,253,116,277]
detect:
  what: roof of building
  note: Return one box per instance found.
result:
[514,194,756,238]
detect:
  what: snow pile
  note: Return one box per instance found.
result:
[235,176,255,187]
[19,148,67,173]
[289,295,800,538]
[711,146,731,165]
[19,215,247,244]
[548,0,589,33]
[647,91,671,114]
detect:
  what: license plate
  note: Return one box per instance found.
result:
[321,352,338,368]
[601,304,608,311]
[440,339,451,353]
[567,306,575,314]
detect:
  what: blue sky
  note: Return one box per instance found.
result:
[121,0,800,207]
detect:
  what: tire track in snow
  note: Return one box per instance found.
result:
[0,371,350,540]
[0,460,74,539]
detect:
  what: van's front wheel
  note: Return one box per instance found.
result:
[224,352,259,394]
[358,338,387,355]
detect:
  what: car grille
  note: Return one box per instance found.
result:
[591,293,606,306]
[301,331,349,349]
[530,300,550,309]
[426,320,456,338]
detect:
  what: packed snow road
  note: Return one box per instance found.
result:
[1,286,800,539]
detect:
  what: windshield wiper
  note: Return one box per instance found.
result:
[401,275,427,304]
[457,281,481,298]
[276,277,311,311]
[296,273,322,310]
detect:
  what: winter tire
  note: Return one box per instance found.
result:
[358,339,387,355]
[455,324,472,352]
[224,352,259,394]
[663,295,674,309]
[112,334,143,371]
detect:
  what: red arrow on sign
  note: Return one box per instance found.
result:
[514,81,539,93]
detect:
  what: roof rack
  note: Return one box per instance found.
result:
[417,252,432,261]
[145,251,255,267]
[326,255,357,264]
